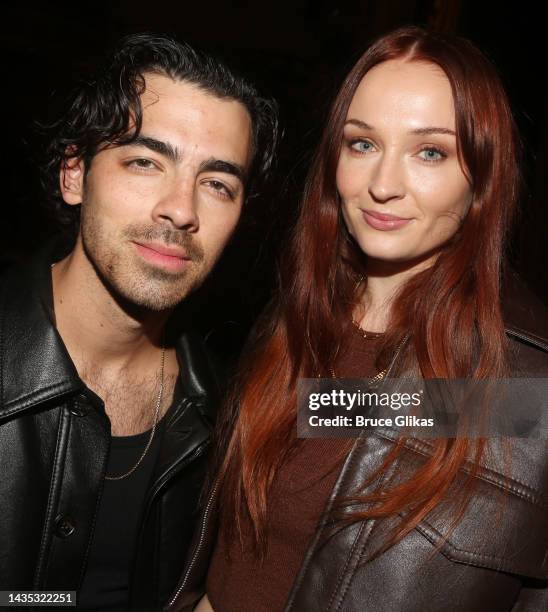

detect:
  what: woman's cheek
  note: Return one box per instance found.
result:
[336,159,363,200]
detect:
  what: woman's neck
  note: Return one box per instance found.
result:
[354,255,436,332]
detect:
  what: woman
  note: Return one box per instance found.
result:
[167,26,548,612]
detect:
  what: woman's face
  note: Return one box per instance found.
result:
[337,59,472,266]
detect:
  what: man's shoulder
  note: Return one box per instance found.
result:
[0,242,81,421]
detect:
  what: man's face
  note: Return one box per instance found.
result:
[61,73,252,311]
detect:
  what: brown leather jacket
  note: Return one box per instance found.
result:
[165,273,548,612]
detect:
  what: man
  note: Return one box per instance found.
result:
[0,33,277,610]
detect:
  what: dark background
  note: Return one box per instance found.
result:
[1,0,546,351]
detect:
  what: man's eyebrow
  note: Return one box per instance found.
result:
[198,157,247,183]
[126,135,181,161]
[345,119,456,136]
[122,138,246,181]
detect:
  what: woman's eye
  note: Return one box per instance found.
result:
[418,147,447,163]
[350,140,375,154]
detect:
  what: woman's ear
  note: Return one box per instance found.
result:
[59,155,85,206]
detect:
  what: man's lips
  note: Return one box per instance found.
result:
[361,209,412,231]
[134,241,190,259]
[133,241,191,271]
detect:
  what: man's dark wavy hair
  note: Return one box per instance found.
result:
[41,32,279,236]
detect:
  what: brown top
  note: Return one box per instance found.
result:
[207,325,384,612]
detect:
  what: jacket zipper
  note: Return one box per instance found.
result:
[382,332,410,380]
[167,336,409,608]
[166,479,219,609]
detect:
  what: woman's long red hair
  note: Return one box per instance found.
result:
[217,25,522,556]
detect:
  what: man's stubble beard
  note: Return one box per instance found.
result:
[80,201,207,313]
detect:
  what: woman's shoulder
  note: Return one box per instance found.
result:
[501,270,548,374]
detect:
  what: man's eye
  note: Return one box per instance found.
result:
[206,180,234,200]
[127,158,157,170]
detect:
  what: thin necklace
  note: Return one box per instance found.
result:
[105,344,166,481]
[324,276,404,381]
[351,317,384,339]
[352,275,384,340]
[330,361,388,384]
[329,317,388,383]
[330,332,408,382]
[52,261,167,481]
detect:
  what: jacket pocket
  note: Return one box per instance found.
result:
[415,473,548,580]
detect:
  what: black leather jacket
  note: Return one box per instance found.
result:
[0,243,222,611]
[166,274,548,612]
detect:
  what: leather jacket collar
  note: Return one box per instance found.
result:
[1,241,83,421]
[0,239,220,424]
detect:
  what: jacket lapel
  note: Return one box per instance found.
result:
[0,242,83,422]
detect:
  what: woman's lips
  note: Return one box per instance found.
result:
[133,241,190,272]
[361,209,412,231]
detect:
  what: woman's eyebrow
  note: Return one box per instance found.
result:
[345,118,455,136]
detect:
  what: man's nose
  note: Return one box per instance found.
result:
[151,175,200,231]
[368,152,406,204]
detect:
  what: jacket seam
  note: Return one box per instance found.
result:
[410,437,545,508]
[33,406,71,588]
[505,327,548,352]
[325,438,368,612]
[77,420,110,590]
[376,432,547,510]
[331,451,403,612]
[0,292,5,409]
[327,521,367,612]
[153,502,162,609]
[414,518,547,577]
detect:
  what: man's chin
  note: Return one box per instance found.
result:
[106,271,200,313]
[130,282,198,311]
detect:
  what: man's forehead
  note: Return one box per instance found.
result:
[140,73,248,123]
[137,73,252,168]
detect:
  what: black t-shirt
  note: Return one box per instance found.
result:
[77,379,182,611]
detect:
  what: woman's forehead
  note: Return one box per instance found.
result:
[347,60,455,131]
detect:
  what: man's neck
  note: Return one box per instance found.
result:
[51,245,172,378]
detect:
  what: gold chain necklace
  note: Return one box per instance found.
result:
[336,275,386,381]
[350,317,384,339]
[329,364,388,384]
[105,344,165,481]
[328,318,387,382]
[51,261,167,481]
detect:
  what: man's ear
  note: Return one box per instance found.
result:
[60,156,85,206]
